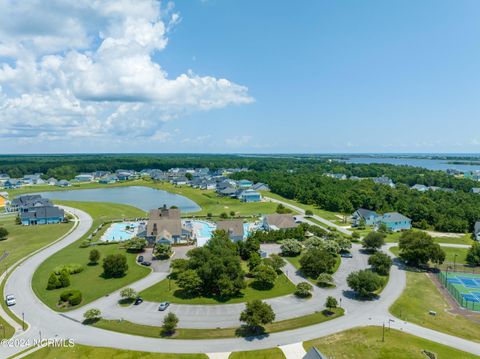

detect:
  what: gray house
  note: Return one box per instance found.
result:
[351,208,380,227]
[216,220,245,242]
[475,221,480,241]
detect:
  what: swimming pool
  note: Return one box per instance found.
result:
[101,222,140,242]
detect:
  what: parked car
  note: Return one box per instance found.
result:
[158,302,170,311]
[141,261,151,267]
[5,294,16,306]
[340,252,353,258]
[137,255,144,263]
[134,297,143,305]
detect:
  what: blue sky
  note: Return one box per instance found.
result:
[0,0,479,153]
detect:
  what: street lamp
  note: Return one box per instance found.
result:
[22,312,25,331]
[453,254,458,273]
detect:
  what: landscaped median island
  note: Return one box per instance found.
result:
[32,201,150,311]
[89,308,344,339]
[303,326,479,359]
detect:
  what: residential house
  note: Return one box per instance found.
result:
[4,179,22,189]
[351,208,380,227]
[47,178,58,186]
[22,174,45,185]
[200,180,217,190]
[171,176,188,186]
[252,183,270,191]
[116,170,136,181]
[74,174,94,182]
[303,347,328,359]
[475,222,480,241]
[218,187,237,197]
[99,175,118,184]
[411,184,429,192]
[57,180,71,187]
[216,220,245,242]
[373,176,395,188]
[20,205,64,225]
[379,212,412,232]
[325,173,347,180]
[237,189,261,202]
[238,179,253,189]
[262,214,298,231]
[0,192,7,208]
[471,188,480,194]
[9,194,46,211]
[0,174,10,184]
[145,205,191,244]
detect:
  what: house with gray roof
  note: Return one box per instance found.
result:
[20,205,64,225]
[351,208,380,227]
[216,220,245,242]
[262,214,297,231]
[379,212,412,232]
[146,205,191,244]
[411,184,429,192]
[474,221,480,241]
[373,176,395,188]
[252,183,270,191]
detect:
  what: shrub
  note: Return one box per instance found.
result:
[162,312,179,336]
[47,272,61,290]
[83,308,101,323]
[295,282,313,298]
[58,270,71,288]
[0,227,8,240]
[325,296,338,311]
[280,239,302,257]
[305,209,313,217]
[120,287,137,300]
[317,272,334,287]
[368,251,393,275]
[54,264,84,275]
[60,290,82,306]
[102,254,128,277]
[466,242,480,266]
[89,249,100,264]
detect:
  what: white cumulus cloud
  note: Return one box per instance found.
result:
[0,0,253,142]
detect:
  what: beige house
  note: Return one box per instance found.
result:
[146,205,190,244]
[216,220,245,242]
[262,214,297,231]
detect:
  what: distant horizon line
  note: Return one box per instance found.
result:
[1,152,480,156]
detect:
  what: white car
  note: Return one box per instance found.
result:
[5,294,16,306]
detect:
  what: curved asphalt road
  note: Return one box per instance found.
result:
[2,208,480,358]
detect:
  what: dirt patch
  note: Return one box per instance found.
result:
[423,230,463,238]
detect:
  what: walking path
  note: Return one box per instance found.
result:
[1,206,480,358]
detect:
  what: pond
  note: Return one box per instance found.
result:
[35,186,201,213]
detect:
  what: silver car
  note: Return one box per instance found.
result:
[5,294,16,306]
[158,301,170,311]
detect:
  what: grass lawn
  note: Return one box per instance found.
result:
[0,215,74,276]
[32,201,150,311]
[140,272,296,304]
[93,308,344,339]
[25,345,207,359]
[303,326,478,359]
[390,271,480,342]
[260,192,340,221]
[228,348,285,359]
[389,246,470,266]
[286,254,341,284]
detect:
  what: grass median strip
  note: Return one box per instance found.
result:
[92,308,344,340]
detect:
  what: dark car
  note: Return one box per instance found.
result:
[134,297,143,305]
[340,252,353,258]
[137,255,144,263]
[158,302,170,311]
[141,261,151,266]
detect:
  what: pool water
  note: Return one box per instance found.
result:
[102,222,140,242]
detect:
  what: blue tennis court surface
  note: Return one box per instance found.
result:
[439,271,480,311]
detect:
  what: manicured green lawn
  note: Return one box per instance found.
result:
[93,308,344,339]
[140,272,296,304]
[390,271,480,343]
[261,192,340,220]
[286,254,341,284]
[304,326,478,359]
[32,201,149,311]
[0,215,74,276]
[229,348,285,359]
[25,345,207,359]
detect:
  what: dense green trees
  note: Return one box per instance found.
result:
[466,243,480,266]
[317,273,334,287]
[176,269,203,295]
[240,300,275,333]
[177,231,246,298]
[102,254,128,277]
[362,231,385,252]
[237,237,260,260]
[124,237,147,252]
[154,243,172,259]
[368,251,393,275]
[398,231,445,267]
[299,248,336,278]
[253,264,277,289]
[347,270,384,297]
[280,239,302,257]
[120,287,137,301]
[325,296,338,312]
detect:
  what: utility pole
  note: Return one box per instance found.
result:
[382,323,385,342]
[22,312,25,331]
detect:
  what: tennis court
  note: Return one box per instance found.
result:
[437,271,480,311]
